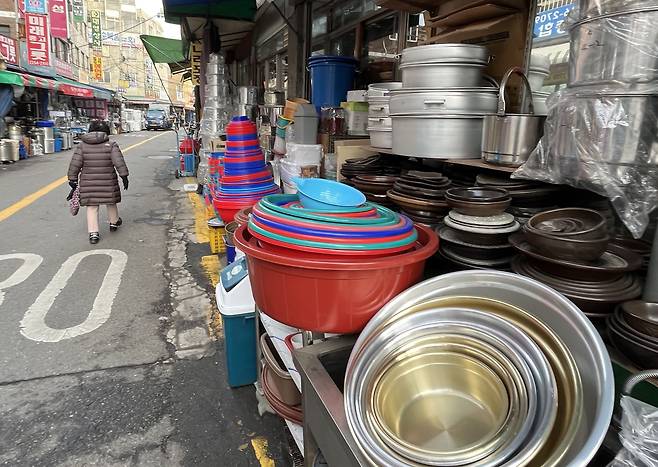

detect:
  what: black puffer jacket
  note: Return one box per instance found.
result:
[67,132,128,206]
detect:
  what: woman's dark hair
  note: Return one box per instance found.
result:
[89,120,110,135]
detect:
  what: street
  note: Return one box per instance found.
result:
[0,131,290,466]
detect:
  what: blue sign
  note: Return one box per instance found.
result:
[24,0,47,14]
[534,4,575,41]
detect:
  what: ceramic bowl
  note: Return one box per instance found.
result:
[522,224,609,262]
[526,208,607,239]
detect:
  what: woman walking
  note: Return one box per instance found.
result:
[67,121,129,244]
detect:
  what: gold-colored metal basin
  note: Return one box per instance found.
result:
[373,350,510,461]
[402,296,582,466]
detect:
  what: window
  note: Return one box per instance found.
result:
[361,14,399,83]
[104,70,111,83]
[312,14,327,38]
[331,30,356,57]
[0,25,10,36]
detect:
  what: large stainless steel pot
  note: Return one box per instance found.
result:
[8,125,22,141]
[482,67,546,167]
[264,90,285,106]
[389,87,498,115]
[578,0,658,18]
[532,92,551,115]
[42,127,54,140]
[43,139,55,154]
[367,82,402,98]
[400,62,487,88]
[400,43,488,65]
[367,98,390,118]
[552,90,658,167]
[0,140,10,162]
[528,68,549,92]
[237,86,258,104]
[4,139,19,161]
[569,7,658,86]
[368,128,392,149]
[368,116,393,149]
[392,114,485,159]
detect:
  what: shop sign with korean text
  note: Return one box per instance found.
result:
[26,14,49,66]
[190,41,202,86]
[0,34,18,65]
[24,0,46,15]
[71,0,84,22]
[49,0,68,39]
[534,3,574,41]
[90,10,102,50]
[92,53,103,81]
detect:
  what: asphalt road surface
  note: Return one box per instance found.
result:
[0,131,289,466]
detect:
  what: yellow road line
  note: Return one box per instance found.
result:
[185,178,210,243]
[201,255,220,287]
[0,131,168,223]
[251,437,275,467]
[0,176,68,222]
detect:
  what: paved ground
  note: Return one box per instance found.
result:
[0,131,291,466]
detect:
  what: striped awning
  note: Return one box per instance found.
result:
[19,73,58,90]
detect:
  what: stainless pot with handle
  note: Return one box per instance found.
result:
[481,67,546,167]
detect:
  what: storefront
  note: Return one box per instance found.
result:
[165,0,658,465]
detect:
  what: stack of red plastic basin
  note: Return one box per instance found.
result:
[213,116,280,222]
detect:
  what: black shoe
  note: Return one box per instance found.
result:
[109,217,123,232]
[89,232,100,244]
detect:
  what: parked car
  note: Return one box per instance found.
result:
[145,109,172,130]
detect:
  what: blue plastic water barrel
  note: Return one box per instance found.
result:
[307,55,358,110]
[54,138,63,152]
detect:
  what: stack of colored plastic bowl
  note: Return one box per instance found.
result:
[213,117,280,222]
[233,193,439,333]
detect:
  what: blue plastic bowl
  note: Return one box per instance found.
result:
[294,178,366,210]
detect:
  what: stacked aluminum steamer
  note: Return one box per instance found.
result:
[366,82,401,149]
[516,0,658,237]
[389,44,498,159]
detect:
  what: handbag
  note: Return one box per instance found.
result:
[68,184,80,216]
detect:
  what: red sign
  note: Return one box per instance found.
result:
[26,14,49,66]
[60,83,93,98]
[49,0,68,39]
[0,35,18,65]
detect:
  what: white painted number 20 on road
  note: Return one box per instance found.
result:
[0,250,127,342]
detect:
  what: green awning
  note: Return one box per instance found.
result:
[0,70,25,87]
[140,35,189,73]
[163,0,256,23]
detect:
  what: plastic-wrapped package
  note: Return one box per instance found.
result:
[286,142,323,166]
[569,7,658,88]
[609,380,658,466]
[513,87,658,238]
[578,0,658,20]
[278,157,321,194]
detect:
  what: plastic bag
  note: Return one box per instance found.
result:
[513,88,658,238]
[609,395,658,467]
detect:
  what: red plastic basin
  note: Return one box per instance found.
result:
[234,223,439,333]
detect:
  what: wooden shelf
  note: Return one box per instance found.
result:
[443,158,517,173]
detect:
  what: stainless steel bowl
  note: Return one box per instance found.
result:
[370,333,528,465]
[347,271,613,466]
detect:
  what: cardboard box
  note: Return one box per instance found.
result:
[209,138,226,153]
[335,142,379,182]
